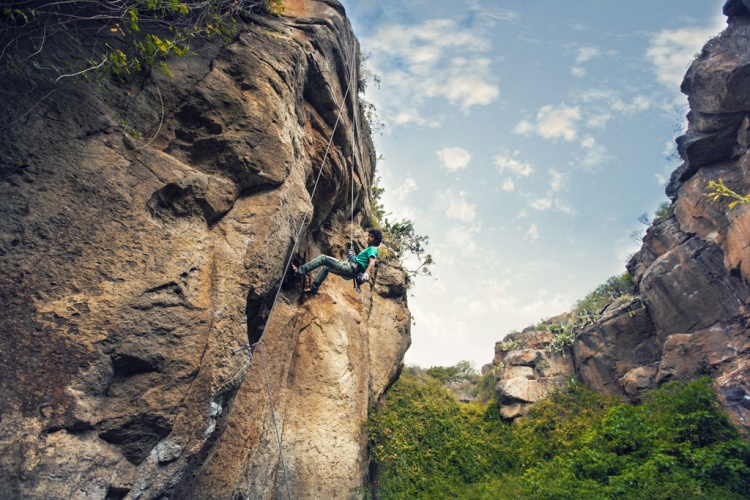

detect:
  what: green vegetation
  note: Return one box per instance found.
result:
[655,200,675,222]
[368,369,750,498]
[368,367,509,498]
[0,0,283,82]
[534,272,640,355]
[708,178,750,209]
[370,181,433,282]
[570,271,634,320]
[424,360,476,384]
[358,52,384,135]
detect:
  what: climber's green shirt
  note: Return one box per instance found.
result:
[354,246,378,271]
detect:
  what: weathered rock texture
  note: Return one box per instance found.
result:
[491,1,750,429]
[490,329,575,419]
[0,0,410,498]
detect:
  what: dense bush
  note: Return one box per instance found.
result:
[368,370,511,498]
[368,371,750,498]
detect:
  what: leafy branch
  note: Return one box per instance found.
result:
[381,218,433,278]
[370,181,434,282]
[707,178,750,209]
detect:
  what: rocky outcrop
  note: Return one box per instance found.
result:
[491,1,750,429]
[490,329,575,419]
[0,1,410,498]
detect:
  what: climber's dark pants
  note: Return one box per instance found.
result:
[296,255,359,291]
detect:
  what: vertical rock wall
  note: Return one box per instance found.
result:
[0,1,410,498]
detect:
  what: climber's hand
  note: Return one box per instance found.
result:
[362,272,370,282]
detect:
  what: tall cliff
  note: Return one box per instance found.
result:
[0,1,410,498]
[492,0,750,431]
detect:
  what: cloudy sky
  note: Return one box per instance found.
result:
[340,0,727,369]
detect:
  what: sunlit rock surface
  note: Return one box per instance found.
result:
[0,0,410,497]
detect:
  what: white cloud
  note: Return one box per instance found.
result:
[570,89,651,127]
[525,223,540,242]
[439,189,477,223]
[530,198,552,211]
[466,1,519,23]
[515,104,581,142]
[493,150,534,177]
[554,199,576,215]
[646,16,724,90]
[464,278,514,312]
[571,66,586,77]
[392,109,442,128]
[442,58,500,112]
[580,134,597,148]
[501,177,515,192]
[364,18,500,127]
[569,138,614,172]
[612,95,651,113]
[655,173,667,186]
[393,177,418,201]
[663,138,678,156]
[514,120,535,136]
[443,222,483,257]
[575,46,600,64]
[586,113,611,129]
[549,168,565,192]
[437,146,471,172]
[518,291,574,316]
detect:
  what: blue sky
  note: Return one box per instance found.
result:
[340,0,727,369]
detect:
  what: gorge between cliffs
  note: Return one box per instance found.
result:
[3,0,750,498]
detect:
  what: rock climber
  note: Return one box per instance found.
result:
[292,228,382,293]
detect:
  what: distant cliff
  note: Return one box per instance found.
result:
[0,0,410,498]
[491,0,750,431]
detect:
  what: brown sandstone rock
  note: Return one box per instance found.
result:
[574,296,658,396]
[0,0,409,498]
[493,330,574,419]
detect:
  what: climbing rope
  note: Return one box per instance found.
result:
[349,46,358,252]
[256,342,293,500]
[231,42,360,499]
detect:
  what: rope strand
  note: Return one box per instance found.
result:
[232,42,361,499]
[257,342,293,499]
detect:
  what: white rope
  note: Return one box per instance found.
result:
[257,342,293,500]
[349,45,357,250]
[232,42,360,499]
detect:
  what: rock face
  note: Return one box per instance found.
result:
[0,1,410,498]
[491,1,750,429]
[491,330,575,419]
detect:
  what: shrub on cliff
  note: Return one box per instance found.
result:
[0,0,282,82]
[369,182,433,283]
[368,375,750,498]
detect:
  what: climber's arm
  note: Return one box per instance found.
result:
[362,256,376,281]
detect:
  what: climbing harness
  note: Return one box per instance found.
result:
[231,42,361,499]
